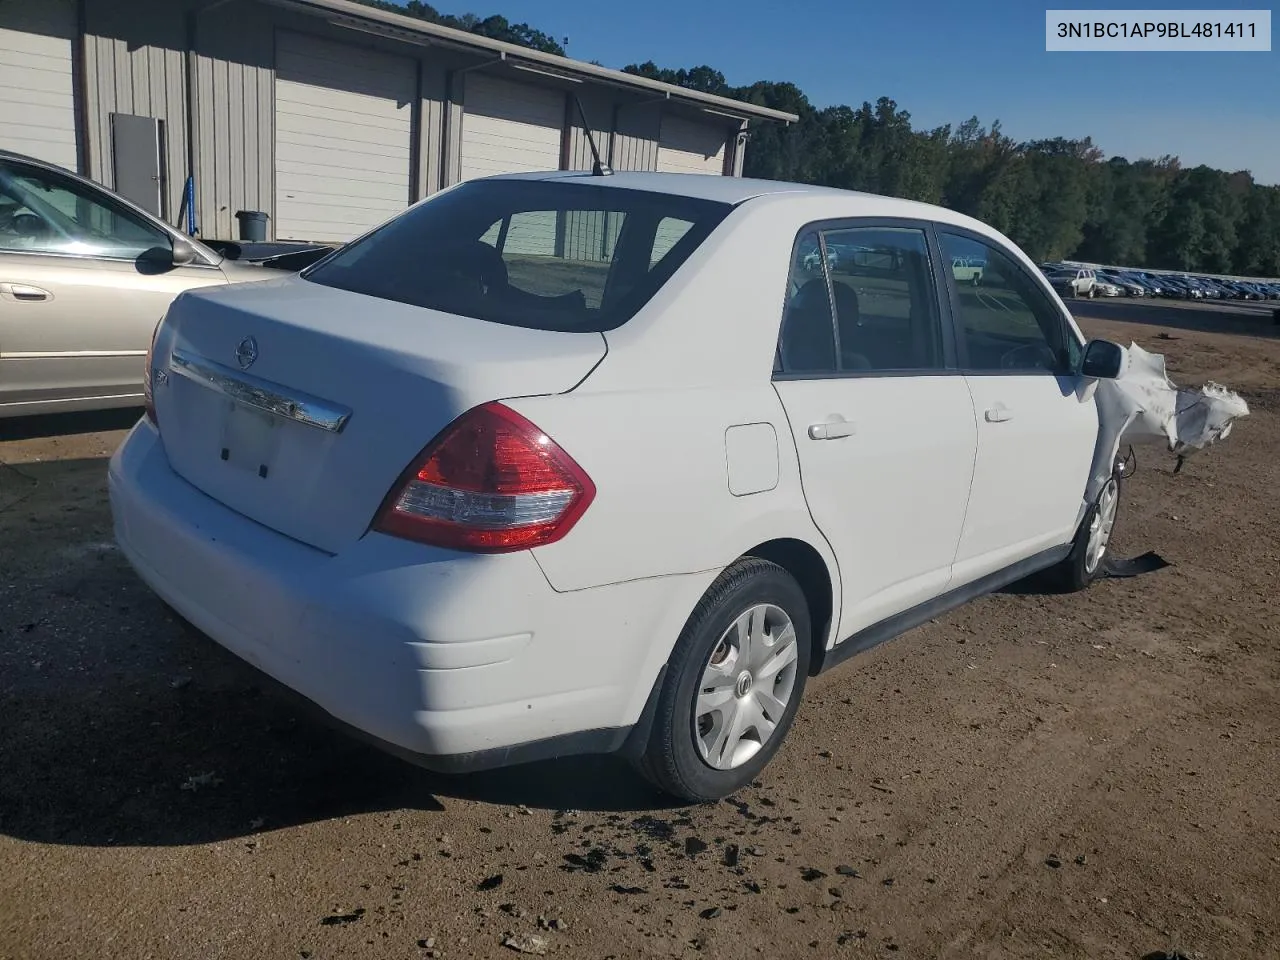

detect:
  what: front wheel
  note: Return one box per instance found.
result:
[637,558,811,802]
[1049,474,1121,592]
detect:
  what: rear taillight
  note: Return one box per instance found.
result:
[142,318,162,424]
[372,402,595,553]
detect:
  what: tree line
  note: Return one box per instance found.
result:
[624,63,1280,277]
[352,2,1279,277]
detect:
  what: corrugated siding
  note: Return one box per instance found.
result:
[416,60,447,199]
[0,0,78,169]
[193,2,273,240]
[459,73,563,181]
[561,89,615,263]
[657,115,728,175]
[610,102,661,172]
[565,88,612,173]
[83,0,188,219]
[273,31,415,242]
[561,210,621,265]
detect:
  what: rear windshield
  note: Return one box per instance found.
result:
[303,179,732,333]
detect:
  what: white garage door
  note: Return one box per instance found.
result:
[460,74,563,181]
[274,32,415,242]
[657,116,727,175]
[0,1,77,169]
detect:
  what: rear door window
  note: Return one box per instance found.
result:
[306,179,731,332]
[775,224,945,375]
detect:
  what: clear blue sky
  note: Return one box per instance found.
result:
[401,0,1279,184]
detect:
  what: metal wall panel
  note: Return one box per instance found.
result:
[559,90,618,265]
[610,101,661,172]
[0,0,78,169]
[83,0,188,219]
[273,31,415,242]
[459,73,564,181]
[51,0,745,248]
[565,87,613,174]
[416,58,448,199]
[192,1,274,240]
[656,114,729,175]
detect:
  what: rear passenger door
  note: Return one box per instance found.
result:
[772,222,978,639]
[937,230,1097,584]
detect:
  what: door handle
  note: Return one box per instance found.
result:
[984,405,1012,423]
[0,282,53,302]
[808,415,856,440]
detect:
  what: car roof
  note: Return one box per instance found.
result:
[0,148,73,172]
[488,170,990,228]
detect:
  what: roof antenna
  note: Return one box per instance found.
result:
[572,94,612,176]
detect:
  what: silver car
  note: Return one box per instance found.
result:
[0,151,268,417]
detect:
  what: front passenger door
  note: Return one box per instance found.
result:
[938,231,1098,585]
[0,159,226,411]
[772,223,978,639]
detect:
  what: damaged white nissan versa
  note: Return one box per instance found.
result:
[109,172,1135,801]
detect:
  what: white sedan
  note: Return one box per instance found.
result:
[109,172,1128,801]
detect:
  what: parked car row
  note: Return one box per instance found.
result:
[1039,259,1280,302]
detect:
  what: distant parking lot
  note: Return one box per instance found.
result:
[1,296,1277,959]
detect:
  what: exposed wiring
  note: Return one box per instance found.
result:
[1116,444,1137,480]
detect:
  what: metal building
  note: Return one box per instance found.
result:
[0,0,796,243]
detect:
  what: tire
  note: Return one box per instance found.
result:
[637,558,812,802]
[1049,473,1121,593]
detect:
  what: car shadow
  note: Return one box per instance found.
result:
[0,645,669,850]
[1,445,672,849]
[0,447,672,849]
[1072,298,1280,339]
[2,565,677,847]
[0,407,143,441]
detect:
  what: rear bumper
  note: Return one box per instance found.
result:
[108,420,707,766]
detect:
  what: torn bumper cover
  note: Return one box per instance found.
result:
[1086,342,1250,501]
[1101,342,1250,452]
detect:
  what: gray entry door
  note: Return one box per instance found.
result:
[111,113,163,217]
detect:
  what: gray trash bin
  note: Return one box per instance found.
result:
[235,210,269,242]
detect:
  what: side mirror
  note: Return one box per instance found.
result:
[171,238,198,266]
[1080,338,1124,379]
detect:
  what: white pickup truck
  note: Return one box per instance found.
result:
[951,256,984,285]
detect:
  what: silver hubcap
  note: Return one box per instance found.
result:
[694,604,800,770]
[1085,478,1119,574]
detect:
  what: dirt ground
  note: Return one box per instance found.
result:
[1,300,1278,960]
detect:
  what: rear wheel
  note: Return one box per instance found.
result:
[637,558,811,802]
[1050,474,1121,592]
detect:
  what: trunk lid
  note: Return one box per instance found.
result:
[154,276,605,554]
